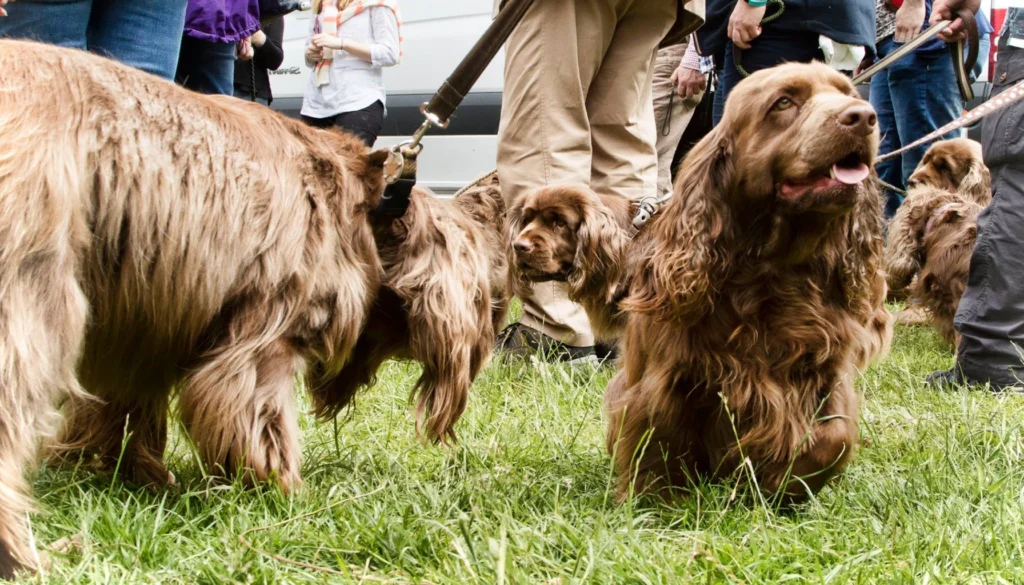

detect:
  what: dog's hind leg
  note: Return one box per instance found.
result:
[44,386,172,487]
[179,312,304,493]
[0,248,89,577]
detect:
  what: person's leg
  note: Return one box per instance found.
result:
[0,0,91,48]
[589,0,676,203]
[301,114,338,129]
[86,0,187,80]
[652,43,701,196]
[175,35,237,95]
[933,42,1024,391]
[870,40,904,217]
[496,0,613,351]
[332,101,385,147]
[887,47,962,202]
[713,30,820,126]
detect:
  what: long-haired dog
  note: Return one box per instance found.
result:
[0,39,458,576]
[886,139,989,345]
[605,63,892,503]
[507,185,634,342]
[316,173,509,443]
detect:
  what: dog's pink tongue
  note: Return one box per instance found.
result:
[832,162,870,185]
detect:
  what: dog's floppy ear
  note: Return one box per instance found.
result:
[567,194,627,304]
[884,190,945,293]
[504,193,531,297]
[622,125,734,321]
[957,156,992,206]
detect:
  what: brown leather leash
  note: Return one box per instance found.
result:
[372,0,537,221]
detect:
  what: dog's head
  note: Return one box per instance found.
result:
[625,62,886,320]
[907,138,990,205]
[720,62,879,218]
[506,185,629,300]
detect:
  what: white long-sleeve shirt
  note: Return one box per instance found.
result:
[301,6,400,119]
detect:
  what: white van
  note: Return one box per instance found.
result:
[270,1,502,195]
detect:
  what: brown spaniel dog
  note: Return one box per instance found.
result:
[886,140,991,345]
[606,63,892,503]
[507,185,634,342]
[906,138,991,205]
[315,174,509,443]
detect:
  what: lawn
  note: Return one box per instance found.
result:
[25,316,1024,584]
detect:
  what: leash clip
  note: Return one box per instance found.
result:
[383,145,405,185]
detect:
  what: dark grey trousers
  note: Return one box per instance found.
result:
[954,38,1024,387]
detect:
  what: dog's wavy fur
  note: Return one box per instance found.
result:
[0,40,397,576]
[906,138,991,205]
[886,139,991,344]
[886,187,983,346]
[506,185,634,342]
[312,174,509,443]
[606,63,892,504]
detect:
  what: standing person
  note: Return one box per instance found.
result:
[176,0,261,95]
[653,35,710,196]
[0,0,188,80]
[300,0,401,147]
[928,0,1024,392]
[495,0,704,363]
[234,17,285,106]
[869,0,963,218]
[699,0,876,125]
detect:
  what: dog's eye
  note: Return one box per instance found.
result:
[552,219,567,229]
[772,97,794,111]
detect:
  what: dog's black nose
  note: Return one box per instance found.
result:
[514,239,533,254]
[838,104,877,135]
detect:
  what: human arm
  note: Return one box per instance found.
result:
[728,0,767,50]
[670,40,707,99]
[311,7,399,66]
[894,0,925,43]
[930,0,982,41]
[253,17,285,71]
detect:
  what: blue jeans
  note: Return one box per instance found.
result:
[871,37,962,218]
[712,29,821,125]
[175,35,237,96]
[0,0,187,80]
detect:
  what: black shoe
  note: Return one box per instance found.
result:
[495,322,597,364]
[594,342,619,364]
[926,367,1024,393]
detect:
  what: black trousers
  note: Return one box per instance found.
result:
[301,100,384,147]
[954,37,1024,387]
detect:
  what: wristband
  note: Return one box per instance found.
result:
[746,0,768,6]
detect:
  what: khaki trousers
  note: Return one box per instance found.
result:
[497,0,676,348]
[652,42,704,196]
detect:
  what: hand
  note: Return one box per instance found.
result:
[670,66,707,99]
[251,29,267,47]
[236,38,254,61]
[930,0,982,42]
[311,33,345,51]
[0,0,14,18]
[854,54,875,77]
[894,0,925,43]
[305,42,323,62]
[728,0,766,50]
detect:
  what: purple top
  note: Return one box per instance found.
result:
[184,0,261,44]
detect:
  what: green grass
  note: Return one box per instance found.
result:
[25,317,1024,584]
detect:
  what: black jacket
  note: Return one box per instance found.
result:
[697,0,876,64]
[234,16,285,103]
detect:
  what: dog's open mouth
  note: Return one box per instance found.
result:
[778,152,871,200]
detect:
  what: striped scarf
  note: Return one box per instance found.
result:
[314,0,403,86]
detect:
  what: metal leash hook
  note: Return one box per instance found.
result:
[375,103,451,218]
[629,191,674,238]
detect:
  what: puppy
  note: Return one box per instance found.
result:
[315,174,509,443]
[607,63,892,503]
[507,185,635,342]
